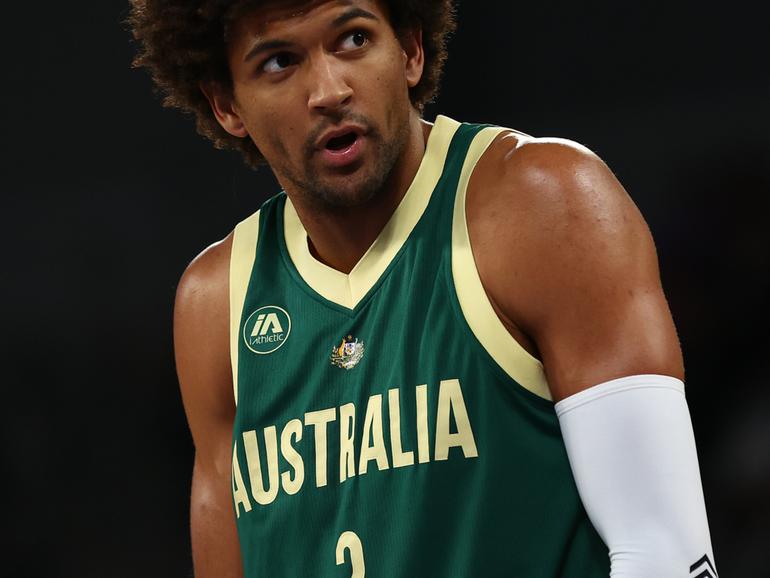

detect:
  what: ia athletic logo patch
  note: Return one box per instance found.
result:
[243,306,292,355]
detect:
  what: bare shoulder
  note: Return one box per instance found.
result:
[174,233,236,422]
[468,131,682,399]
[175,233,234,315]
[174,231,233,364]
[471,131,643,237]
[468,132,654,302]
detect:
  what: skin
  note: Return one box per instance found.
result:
[174,0,684,575]
[465,133,683,398]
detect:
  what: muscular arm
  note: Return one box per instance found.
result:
[174,234,243,578]
[468,134,682,399]
[469,135,715,575]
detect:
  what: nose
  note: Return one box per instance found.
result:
[307,54,353,113]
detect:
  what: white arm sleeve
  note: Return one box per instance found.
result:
[555,375,718,578]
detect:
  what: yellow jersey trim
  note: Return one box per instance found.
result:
[284,115,461,309]
[229,209,261,404]
[451,128,552,401]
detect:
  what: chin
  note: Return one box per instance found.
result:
[305,164,390,209]
[315,177,381,208]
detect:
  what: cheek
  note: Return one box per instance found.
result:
[378,56,413,111]
[238,97,300,158]
[354,54,410,115]
[378,51,412,101]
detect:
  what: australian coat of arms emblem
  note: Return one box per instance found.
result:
[330,335,365,370]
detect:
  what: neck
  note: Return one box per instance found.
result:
[287,114,432,274]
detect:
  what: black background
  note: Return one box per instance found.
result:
[3,1,769,576]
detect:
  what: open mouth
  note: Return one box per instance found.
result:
[325,131,358,151]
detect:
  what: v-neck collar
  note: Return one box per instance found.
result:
[282,115,460,310]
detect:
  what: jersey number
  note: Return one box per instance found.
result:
[336,531,365,577]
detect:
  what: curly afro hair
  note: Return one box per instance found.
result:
[128,0,457,168]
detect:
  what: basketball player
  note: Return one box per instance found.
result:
[130,0,718,576]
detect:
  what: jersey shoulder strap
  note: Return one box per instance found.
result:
[228,207,261,403]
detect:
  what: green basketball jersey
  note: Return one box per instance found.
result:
[228,116,609,577]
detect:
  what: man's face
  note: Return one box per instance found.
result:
[222,0,423,208]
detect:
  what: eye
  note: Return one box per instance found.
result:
[261,52,297,74]
[339,30,368,51]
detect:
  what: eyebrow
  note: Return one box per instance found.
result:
[244,39,294,63]
[243,7,380,63]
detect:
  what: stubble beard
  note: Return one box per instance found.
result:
[275,110,411,210]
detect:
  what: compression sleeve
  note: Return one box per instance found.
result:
[555,374,718,578]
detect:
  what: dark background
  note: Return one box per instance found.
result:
[3,1,768,576]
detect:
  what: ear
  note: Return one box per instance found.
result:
[200,81,249,138]
[399,27,425,89]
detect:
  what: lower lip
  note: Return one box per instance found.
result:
[319,135,365,168]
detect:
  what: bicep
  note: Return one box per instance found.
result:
[538,268,683,402]
[536,203,681,400]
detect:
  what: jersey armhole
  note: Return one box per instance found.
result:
[450,128,552,401]
[229,210,261,405]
